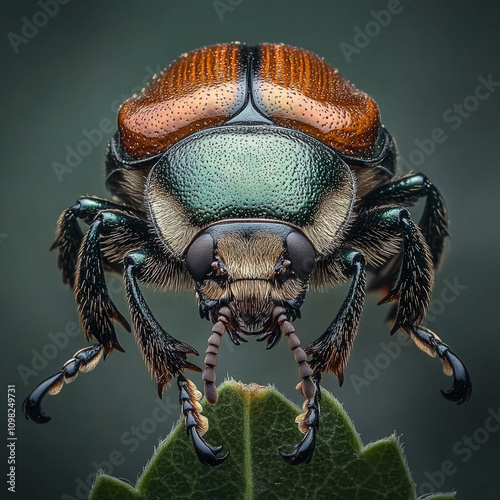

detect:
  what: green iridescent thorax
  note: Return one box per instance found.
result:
[153,125,353,227]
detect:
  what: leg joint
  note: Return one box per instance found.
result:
[341,248,365,274]
[94,210,131,231]
[124,249,147,271]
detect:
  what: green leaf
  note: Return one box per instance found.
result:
[90,380,455,500]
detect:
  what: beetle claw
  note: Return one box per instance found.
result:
[409,325,471,404]
[439,349,472,404]
[189,426,229,466]
[280,372,321,465]
[23,372,63,424]
[24,345,104,425]
[280,427,316,465]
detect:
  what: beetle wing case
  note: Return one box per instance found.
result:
[111,43,395,165]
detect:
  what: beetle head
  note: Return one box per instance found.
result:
[185,222,316,341]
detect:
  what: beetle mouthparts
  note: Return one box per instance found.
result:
[239,322,264,334]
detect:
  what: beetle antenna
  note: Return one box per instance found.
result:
[273,306,316,400]
[202,306,231,405]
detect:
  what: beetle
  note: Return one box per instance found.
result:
[24,42,471,466]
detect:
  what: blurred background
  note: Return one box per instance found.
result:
[1,1,499,498]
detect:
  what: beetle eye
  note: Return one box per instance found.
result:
[285,232,316,279]
[186,233,215,283]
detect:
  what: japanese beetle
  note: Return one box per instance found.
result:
[24,43,471,466]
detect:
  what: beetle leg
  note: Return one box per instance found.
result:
[378,209,433,333]
[350,206,432,329]
[23,345,103,423]
[280,373,321,465]
[306,249,366,385]
[51,205,83,288]
[347,206,471,402]
[75,211,136,354]
[71,206,198,392]
[123,249,201,395]
[361,173,448,267]
[52,197,140,287]
[346,207,432,327]
[25,207,156,425]
[178,374,229,466]
[290,248,365,463]
[361,174,448,298]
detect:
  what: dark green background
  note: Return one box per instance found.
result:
[2,1,499,499]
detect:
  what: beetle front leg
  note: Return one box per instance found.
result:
[23,345,103,423]
[123,249,201,395]
[178,374,229,466]
[306,248,367,385]
[280,248,366,465]
[280,373,321,465]
[74,209,201,393]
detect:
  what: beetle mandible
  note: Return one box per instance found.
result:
[24,43,471,466]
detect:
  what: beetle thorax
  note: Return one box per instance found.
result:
[200,231,306,334]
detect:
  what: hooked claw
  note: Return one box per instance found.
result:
[23,345,104,425]
[23,373,64,424]
[280,373,321,465]
[438,347,472,404]
[280,426,316,465]
[189,426,229,467]
[178,373,229,466]
[411,326,472,404]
